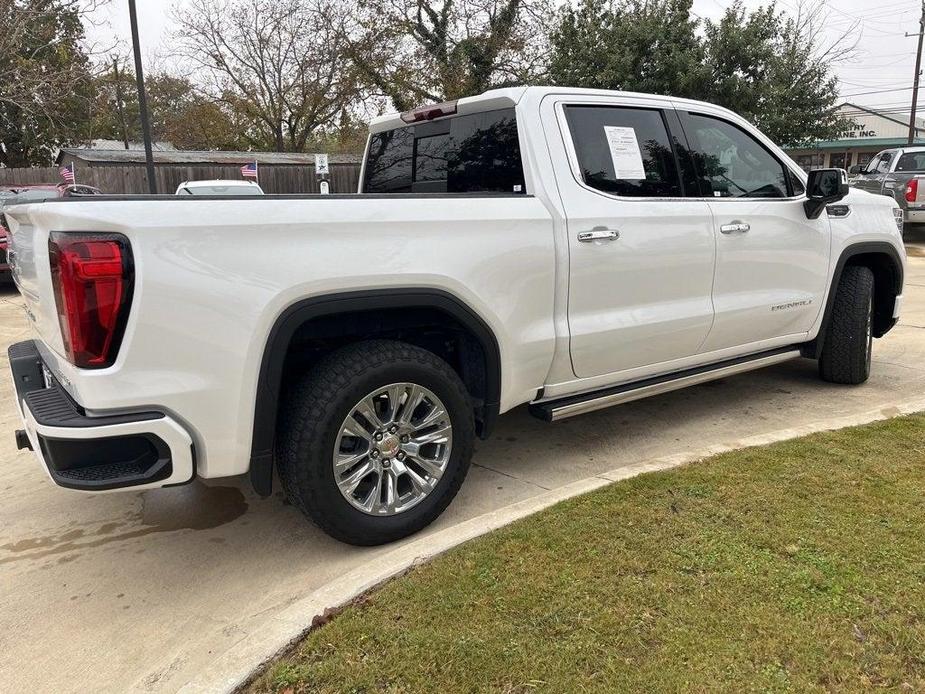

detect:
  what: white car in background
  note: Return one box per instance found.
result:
[175,179,264,195]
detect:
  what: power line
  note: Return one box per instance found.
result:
[840,60,914,70]
[840,79,914,87]
[842,86,917,97]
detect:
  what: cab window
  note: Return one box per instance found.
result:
[896,151,925,172]
[363,108,525,194]
[682,113,789,198]
[876,152,893,174]
[564,105,683,198]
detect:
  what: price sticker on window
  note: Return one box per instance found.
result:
[604,126,646,180]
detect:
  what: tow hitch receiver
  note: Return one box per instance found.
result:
[15,429,32,451]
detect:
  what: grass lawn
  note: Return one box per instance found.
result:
[250,414,925,693]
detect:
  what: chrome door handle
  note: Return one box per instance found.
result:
[720,221,750,234]
[577,228,619,242]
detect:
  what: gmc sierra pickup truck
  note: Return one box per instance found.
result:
[5,87,906,545]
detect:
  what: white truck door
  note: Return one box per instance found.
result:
[673,109,830,352]
[543,96,716,379]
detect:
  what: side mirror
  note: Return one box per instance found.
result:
[848,165,862,175]
[804,168,849,220]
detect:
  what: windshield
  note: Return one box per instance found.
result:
[180,185,263,196]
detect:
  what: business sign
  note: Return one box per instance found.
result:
[314,153,329,175]
[838,122,877,139]
[836,106,916,139]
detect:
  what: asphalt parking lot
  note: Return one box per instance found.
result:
[1,237,924,694]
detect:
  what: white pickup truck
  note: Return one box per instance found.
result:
[5,87,906,545]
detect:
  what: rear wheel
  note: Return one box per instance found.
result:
[818,265,875,385]
[277,339,474,545]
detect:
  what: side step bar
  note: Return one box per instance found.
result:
[530,347,803,422]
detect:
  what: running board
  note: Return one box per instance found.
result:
[530,347,803,422]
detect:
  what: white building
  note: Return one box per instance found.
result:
[786,103,925,171]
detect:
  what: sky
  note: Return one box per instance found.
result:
[84,0,923,119]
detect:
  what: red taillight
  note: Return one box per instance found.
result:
[399,100,458,123]
[906,178,918,203]
[48,233,133,368]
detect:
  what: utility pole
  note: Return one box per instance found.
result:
[128,0,157,194]
[908,0,925,145]
[112,58,130,150]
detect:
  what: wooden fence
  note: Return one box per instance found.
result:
[0,163,361,195]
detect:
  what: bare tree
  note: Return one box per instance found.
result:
[344,0,552,111]
[171,0,359,152]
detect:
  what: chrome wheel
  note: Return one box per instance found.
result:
[333,382,453,516]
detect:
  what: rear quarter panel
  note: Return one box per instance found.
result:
[11,196,557,477]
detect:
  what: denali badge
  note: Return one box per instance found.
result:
[771,299,813,312]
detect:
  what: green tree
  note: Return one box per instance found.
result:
[701,2,853,145]
[0,0,97,167]
[547,0,853,145]
[548,0,704,98]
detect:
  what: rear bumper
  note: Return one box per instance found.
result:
[905,207,925,224]
[9,340,195,491]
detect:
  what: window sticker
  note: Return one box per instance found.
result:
[604,125,646,179]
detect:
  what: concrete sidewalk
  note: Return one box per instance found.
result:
[0,253,923,694]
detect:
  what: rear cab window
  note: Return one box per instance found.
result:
[363,108,525,194]
[896,151,925,172]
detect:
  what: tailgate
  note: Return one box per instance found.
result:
[5,204,66,356]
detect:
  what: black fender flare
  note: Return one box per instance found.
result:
[248,288,502,496]
[803,241,904,359]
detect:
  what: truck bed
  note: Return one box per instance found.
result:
[4,194,559,478]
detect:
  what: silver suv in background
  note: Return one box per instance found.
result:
[851,147,925,229]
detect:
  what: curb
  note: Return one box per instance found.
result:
[178,395,925,693]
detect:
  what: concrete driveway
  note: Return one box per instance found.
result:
[2,248,924,694]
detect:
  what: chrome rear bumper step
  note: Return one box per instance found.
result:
[530,347,803,422]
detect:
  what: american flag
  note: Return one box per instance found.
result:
[241,161,258,179]
[59,163,75,184]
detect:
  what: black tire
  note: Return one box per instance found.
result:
[276,339,474,545]
[818,265,875,385]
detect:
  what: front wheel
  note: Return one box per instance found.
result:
[818,265,875,385]
[277,339,474,545]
